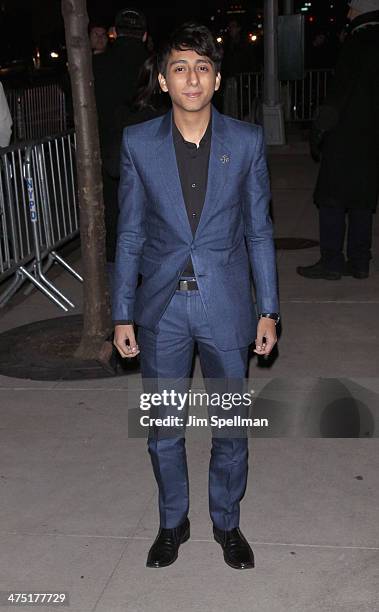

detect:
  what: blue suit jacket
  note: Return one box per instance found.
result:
[112,106,279,351]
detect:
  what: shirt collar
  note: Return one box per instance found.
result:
[172,114,212,149]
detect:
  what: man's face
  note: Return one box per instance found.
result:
[90,27,108,53]
[158,48,221,114]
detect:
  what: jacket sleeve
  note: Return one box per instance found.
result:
[112,128,146,321]
[242,125,279,314]
[313,37,358,133]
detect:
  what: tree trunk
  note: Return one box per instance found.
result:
[61,0,111,358]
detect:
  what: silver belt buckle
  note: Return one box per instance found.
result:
[179,278,196,290]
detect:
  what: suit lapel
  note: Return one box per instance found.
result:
[194,108,231,238]
[156,111,193,241]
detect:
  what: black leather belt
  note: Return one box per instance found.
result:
[177,278,198,291]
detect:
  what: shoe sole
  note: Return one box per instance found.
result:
[297,269,341,280]
[343,272,369,279]
[213,532,255,570]
[146,527,190,568]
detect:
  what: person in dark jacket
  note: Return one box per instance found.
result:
[93,8,149,282]
[221,19,261,119]
[297,0,379,280]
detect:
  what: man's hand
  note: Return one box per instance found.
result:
[113,324,140,358]
[254,318,277,356]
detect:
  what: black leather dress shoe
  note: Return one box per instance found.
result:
[343,261,369,279]
[213,526,255,570]
[296,259,341,280]
[146,518,190,568]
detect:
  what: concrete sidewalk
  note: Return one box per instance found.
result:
[0,141,378,612]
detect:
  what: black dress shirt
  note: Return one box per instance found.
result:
[172,118,211,277]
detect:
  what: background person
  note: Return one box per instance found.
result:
[221,18,261,118]
[298,0,379,280]
[93,7,149,290]
[89,23,108,55]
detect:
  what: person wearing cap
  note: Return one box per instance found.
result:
[93,8,149,287]
[297,0,379,280]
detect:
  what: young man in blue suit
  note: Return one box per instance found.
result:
[113,23,280,570]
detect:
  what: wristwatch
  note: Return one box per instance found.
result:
[259,313,280,325]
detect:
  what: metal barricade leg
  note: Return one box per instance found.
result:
[19,265,70,311]
[0,270,26,308]
[50,251,83,281]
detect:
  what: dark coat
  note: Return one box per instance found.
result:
[93,37,148,262]
[100,103,167,262]
[313,11,379,210]
[93,37,148,151]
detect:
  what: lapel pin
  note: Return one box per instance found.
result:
[220,154,230,164]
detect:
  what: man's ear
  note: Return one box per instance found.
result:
[142,31,147,43]
[158,73,168,92]
[215,72,221,92]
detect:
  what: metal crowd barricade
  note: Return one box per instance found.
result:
[0,132,82,312]
[5,83,67,142]
[280,68,334,122]
[235,72,264,122]
[235,68,334,123]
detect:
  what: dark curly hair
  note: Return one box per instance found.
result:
[157,22,222,76]
[134,22,221,110]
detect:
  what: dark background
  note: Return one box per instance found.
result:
[0,1,349,82]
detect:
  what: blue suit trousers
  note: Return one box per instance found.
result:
[138,289,250,530]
